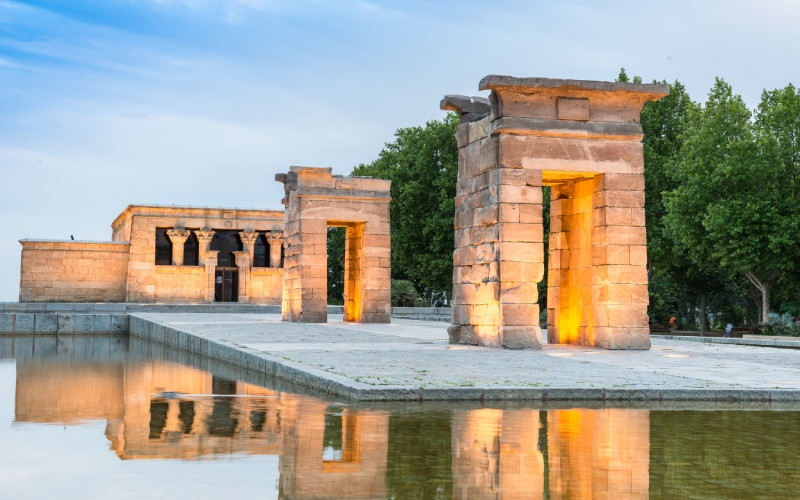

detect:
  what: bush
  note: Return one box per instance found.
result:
[391,280,419,307]
[751,322,800,337]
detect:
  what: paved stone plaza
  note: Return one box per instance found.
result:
[130,312,800,402]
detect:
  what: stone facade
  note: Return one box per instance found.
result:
[20,205,285,304]
[277,167,391,323]
[443,76,669,349]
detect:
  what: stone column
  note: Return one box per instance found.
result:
[266,232,284,268]
[234,250,251,303]
[205,250,219,302]
[196,229,215,266]
[590,173,650,349]
[166,229,191,266]
[238,230,259,267]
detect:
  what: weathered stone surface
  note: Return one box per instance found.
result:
[34,313,57,333]
[440,94,491,123]
[447,75,666,350]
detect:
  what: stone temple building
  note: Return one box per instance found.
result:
[19,204,286,304]
[18,167,392,326]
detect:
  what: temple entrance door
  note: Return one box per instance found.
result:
[215,267,238,302]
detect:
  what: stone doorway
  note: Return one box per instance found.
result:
[276,167,392,323]
[215,268,238,302]
[442,76,669,350]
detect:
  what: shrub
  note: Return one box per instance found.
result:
[391,280,419,307]
[751,322,800,337]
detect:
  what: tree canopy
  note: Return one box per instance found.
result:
[663,79,800,322]
[351,114,459,303]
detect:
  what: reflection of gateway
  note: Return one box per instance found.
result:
[12,340,651,498]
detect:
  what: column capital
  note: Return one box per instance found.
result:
[266,231,284,244]
[166,228,191,244]
[196,228,215,242]
[238,230,259,247]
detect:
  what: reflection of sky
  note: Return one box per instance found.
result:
[3,0,800,301]
[0,362,281,500]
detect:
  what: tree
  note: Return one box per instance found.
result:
[352,114,459,302]
[664,79,800,323]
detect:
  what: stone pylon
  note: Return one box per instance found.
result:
[443,76,669,349]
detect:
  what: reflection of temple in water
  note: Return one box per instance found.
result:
[12,337,649,498]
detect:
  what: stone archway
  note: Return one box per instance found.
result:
[442,76,669,349]
[276,167,392,323]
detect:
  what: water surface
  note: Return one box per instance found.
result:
[1,335,798,499]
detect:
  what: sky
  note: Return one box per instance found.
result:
[1,0,799,301]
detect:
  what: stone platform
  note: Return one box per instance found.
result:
[129,312,800,402]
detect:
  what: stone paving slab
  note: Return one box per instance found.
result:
[129,312,800,402]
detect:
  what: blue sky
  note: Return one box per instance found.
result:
[1,0,799,301]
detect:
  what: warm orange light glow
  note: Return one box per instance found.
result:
[550,178,595,346]
[331,221,365,323]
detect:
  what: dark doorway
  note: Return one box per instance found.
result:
[215,268,238,302]
[210,230,242,267]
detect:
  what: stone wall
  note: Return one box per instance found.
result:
[153,265,207,302]
[249,268,284,304]
[19,240,130,302]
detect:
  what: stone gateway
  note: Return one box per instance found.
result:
[443,76,669,350]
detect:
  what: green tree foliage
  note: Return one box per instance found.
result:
[352,114,459,303]
[391,279,420,307]
[326,226,345,304]
[663,79,800,322]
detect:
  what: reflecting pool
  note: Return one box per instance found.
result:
[1,335,799,499]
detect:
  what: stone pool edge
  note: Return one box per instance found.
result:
[128,314,800,403]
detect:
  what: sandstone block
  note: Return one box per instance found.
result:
[631,284,649,304]
[501,303,539,325]
[594,189,645,208]
[593,265,648,285]
[498,241,544,263]
[499,281,539,304]
[592,245,630,266]
[629,245,648,266]
[473,325,501,347]
[592,225,646,246]
[499,203,520,223]
[599,173,645,191]
[501,326,542,349]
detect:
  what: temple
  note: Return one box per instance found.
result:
[443,76,669,350]
[19,205,285,304]
[18,167,392,325]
